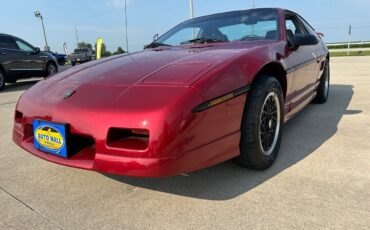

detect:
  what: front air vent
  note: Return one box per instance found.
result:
[107,128,149,151]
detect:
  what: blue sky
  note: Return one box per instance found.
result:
[2,0,370,53]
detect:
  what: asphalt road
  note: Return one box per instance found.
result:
[1,58,369,229]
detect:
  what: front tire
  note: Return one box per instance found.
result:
[45,62,58,77]
[236,75,284,170]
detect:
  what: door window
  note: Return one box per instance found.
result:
[15,39,34,52]
[0,36,18,49]
[285,14,308,44]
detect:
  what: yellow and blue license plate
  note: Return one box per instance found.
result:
[33,120,68,158]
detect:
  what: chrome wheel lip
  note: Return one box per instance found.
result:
[324,68,329,97]
[259,91,281,156]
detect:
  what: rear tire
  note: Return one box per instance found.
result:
[236,75,284,170]
[71,62,76,66]
[0,69,5,91]
[58,58,65,66]
[313,60,330,104]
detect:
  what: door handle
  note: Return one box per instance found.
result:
[0,52,6,55]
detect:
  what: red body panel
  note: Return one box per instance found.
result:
[13,8,328,177]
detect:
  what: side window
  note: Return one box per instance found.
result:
[285,15,308,42]
[15,39,34,52]
[0,36,19,50]
[298,16,318,36]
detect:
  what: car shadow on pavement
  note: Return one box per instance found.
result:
[105,84,360,200]
[3,80,39,93]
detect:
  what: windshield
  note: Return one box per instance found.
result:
[74,49,88,53]
[155,8,280,46]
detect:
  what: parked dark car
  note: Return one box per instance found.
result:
[69,48,96,66]
[0,33,58,91]
[47,51,67,66]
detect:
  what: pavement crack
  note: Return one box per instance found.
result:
[0,185,64,230]
[0,101,17,106]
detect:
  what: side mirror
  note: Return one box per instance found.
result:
[33,47,41,54]
[290,34,318,49]
[153,33,159,41]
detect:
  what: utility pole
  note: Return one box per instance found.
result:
[34,11,49,51]
[189,0,195,38]
[75,26,79,48]
[124,0,129,52]
[189,0,194,19]
[253,0,256,8]
[347,24,351,56]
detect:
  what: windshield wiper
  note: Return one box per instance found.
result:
[180,38,228,45]
[144,42,172,49]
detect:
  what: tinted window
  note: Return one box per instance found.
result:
[15,39,34,52]
[285,14,308,43]
[0,36,18,49]
[298,16,317,36]
[164,28,201,45]
[74,49,89,53]
[219,20,278,41]
[156,9,280,45]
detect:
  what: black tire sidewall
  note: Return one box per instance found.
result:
[314,61,330,104]
[45,62,57,77]
[0,69,5,91]
[239,75,284,170]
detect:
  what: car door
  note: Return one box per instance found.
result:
[13,38,45,77]
[283,12,321,114]
[0,35,25,77]
[297,15,327,83]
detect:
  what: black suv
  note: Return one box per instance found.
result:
[0,34,58,91]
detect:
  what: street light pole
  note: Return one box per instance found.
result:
[124,0,129,52]
[75,26,79,48]
[189,0,194,19]
[347,24,351,56]
[189,0,195,39]
[34,11,49,51]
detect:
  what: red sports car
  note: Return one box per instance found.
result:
[13,8,329,177]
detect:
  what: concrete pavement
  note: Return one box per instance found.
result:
[0,58,369,229]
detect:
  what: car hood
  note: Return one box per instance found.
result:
[43,41,274,87]
[39,51,56,60]
[21,41,272,110]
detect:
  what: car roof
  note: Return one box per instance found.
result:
[0,33,14,37]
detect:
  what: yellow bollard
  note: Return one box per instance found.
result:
[96,38,103,60]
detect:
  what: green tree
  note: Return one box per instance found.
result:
[77,42,93,49]
[113,47,126,55]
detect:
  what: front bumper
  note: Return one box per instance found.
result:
[13,126,180,177]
